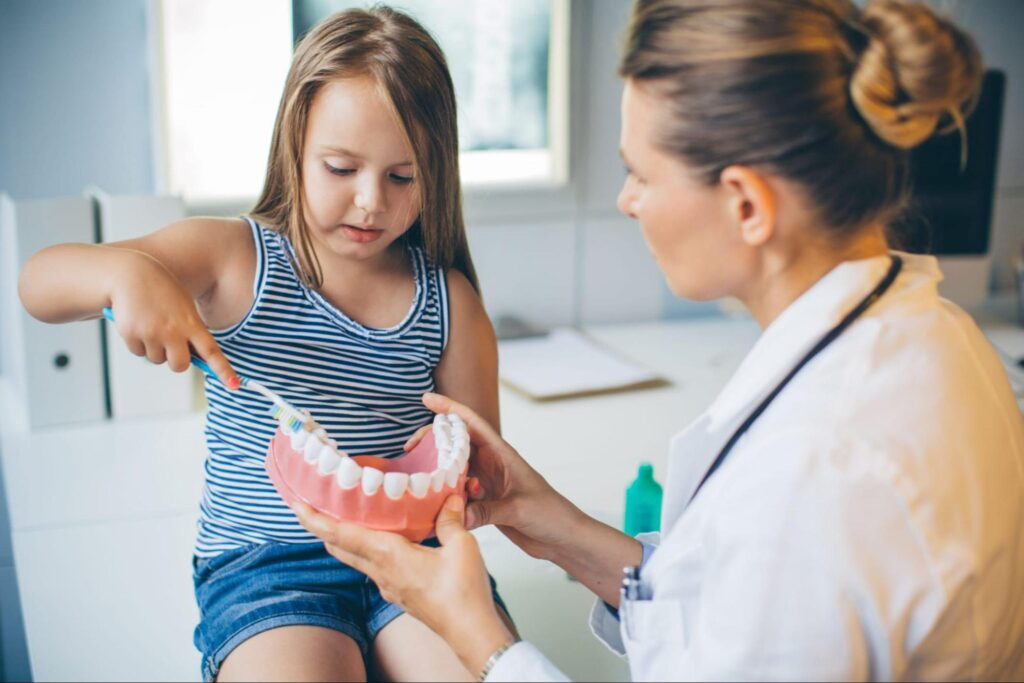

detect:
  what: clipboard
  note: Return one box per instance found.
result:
[498,328,670,401]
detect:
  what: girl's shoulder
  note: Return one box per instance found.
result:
[170,216,253,252]
[174,216,257,328]
[442,267,491,340]
[443,268,478,305]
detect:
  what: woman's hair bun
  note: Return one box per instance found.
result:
[849,0,983,150]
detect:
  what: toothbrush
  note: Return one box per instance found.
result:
[101,306,312,435]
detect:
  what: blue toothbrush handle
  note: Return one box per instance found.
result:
[101,306,224,382]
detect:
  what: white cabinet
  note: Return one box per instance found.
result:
[0,194,106,429]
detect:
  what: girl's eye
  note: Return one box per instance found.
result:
[389,172,414,184]
[325,162,355,176]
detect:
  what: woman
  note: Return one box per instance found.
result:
[296,0,1024,679]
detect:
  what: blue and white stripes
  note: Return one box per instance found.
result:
[194,218,450,557]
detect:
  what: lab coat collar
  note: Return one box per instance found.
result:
[704,251,941,433]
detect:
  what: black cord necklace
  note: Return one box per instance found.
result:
[689,255,904,505]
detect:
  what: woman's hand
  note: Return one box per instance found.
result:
[293,496,513,677]
[417,393,645,605]
[108,251,239,388]
[409,393,589,562]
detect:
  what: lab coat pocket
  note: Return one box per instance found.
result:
[620,597,686,645]
[621,598,688,681]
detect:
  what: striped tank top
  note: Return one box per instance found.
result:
[195,218,450,557]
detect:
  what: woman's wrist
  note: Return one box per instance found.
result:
[544,511,643,606]
[449,606,515,679]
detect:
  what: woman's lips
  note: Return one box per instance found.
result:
[342,224,384,243]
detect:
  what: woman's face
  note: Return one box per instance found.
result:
[301,76,421,263]
[617,80,748,301]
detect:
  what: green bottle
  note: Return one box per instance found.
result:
[624,463,663,536]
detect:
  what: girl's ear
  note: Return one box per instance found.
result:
[718,165,777,247]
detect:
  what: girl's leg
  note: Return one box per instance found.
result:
[370,608,517,682]
[217,625,366,682]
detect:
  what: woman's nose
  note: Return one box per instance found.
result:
[617,178,638,219]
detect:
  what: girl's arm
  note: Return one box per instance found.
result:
[18,217,253,385]
[432,271,500,431]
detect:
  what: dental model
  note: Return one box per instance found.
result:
[265,412,471,541]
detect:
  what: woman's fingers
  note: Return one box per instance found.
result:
[423,393,504,449]
[465,500,491,531]
[403,424,433,452]
[293,501,409,575]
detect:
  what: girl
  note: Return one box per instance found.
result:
[19,7,509,682]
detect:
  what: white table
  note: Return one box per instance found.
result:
[4,309,1020,681]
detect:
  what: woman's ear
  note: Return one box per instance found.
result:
[719,166,777,247]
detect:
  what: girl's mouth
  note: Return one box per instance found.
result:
[341,224,384,243]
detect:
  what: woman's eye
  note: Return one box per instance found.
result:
[325,162,354,176]
[389,173,415,184]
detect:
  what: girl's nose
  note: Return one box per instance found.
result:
[354,176,387,216]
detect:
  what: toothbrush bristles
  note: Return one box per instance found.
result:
[267,403,308,434]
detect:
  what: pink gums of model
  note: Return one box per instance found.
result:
[266,417,469,542]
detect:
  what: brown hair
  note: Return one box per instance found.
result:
[251,5,479,291]
[620,0,983,235]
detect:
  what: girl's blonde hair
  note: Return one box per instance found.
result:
[620,0,983,234]
[251,6,479,291]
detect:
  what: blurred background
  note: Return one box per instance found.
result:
[0,0,1022,680]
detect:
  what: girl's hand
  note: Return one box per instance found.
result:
[293,496,513,676]
[108,253,239,389]
[420,392,588,562]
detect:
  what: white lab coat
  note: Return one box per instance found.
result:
[488,253,1024,682]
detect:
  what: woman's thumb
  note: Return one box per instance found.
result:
[435,495,467,544]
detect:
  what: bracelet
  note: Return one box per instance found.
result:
[478,637,521,682]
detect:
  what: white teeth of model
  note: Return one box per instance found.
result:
[409,472,431,498]
[317,444,341,475]
[383,472,410,500]
[452,434,468,454]
[290,428,310,451]
[335,457,362,489]
[434,431,451,451]
[445,463,460,488]
[303,437,322,463]
[455,444,470,470]
[433,414,449,430]
[448,413,463,427]
[362,467,384,495]
[430,469,446,492]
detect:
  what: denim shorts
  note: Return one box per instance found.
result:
[192,539,508,682]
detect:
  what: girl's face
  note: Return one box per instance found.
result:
[617,79,749,301]
[301,76,421,263]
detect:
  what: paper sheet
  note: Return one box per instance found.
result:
[498,328,668,401]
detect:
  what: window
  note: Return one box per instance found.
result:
[156,0,569,206]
